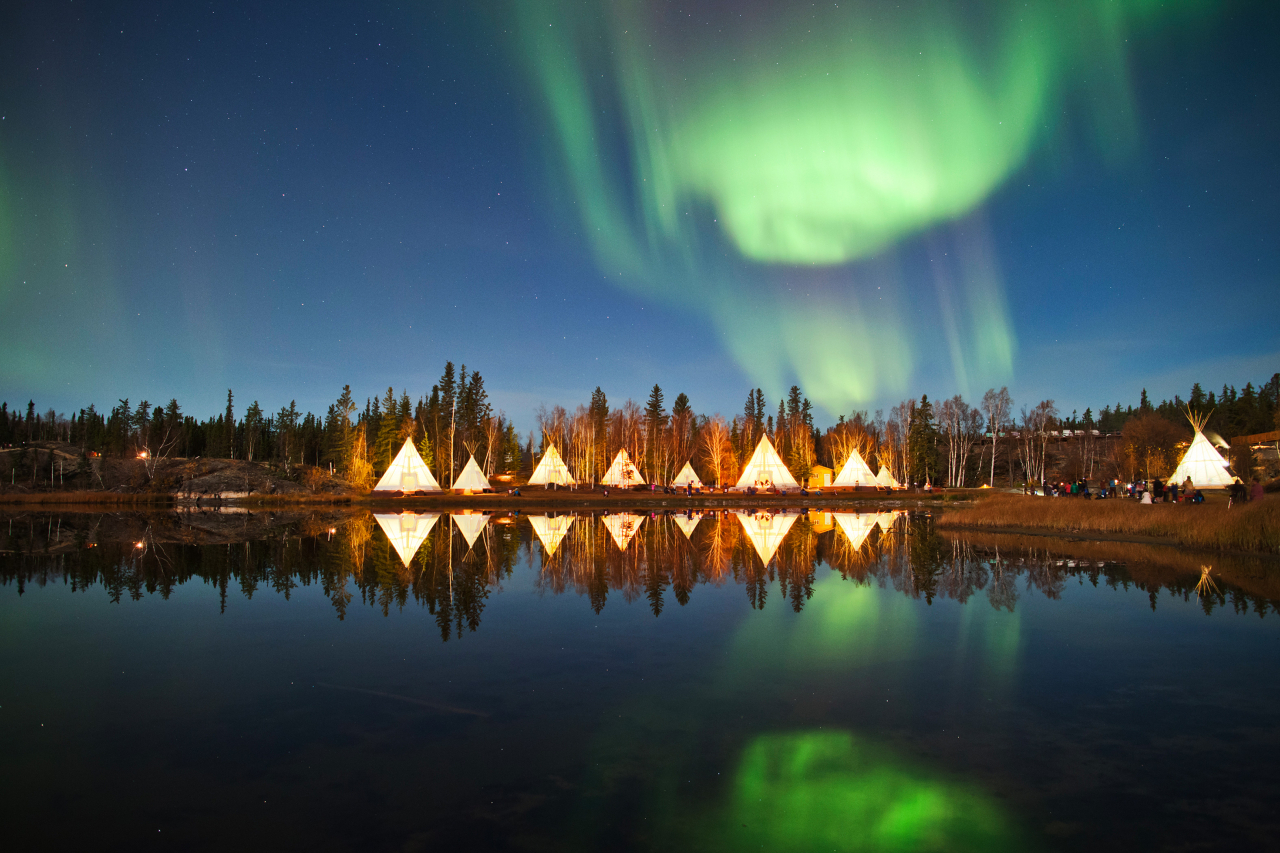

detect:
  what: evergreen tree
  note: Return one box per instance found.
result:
[374,387,400,471]
[908,394,940,483]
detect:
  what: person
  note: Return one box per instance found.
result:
[1252,478,1266,502]
[1140,489,1153,504]
[1168,481,1178,503]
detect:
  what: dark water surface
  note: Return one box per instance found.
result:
[1,508,1277,852]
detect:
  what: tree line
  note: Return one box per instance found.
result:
[3,369,1276,488]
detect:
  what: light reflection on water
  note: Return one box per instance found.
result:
[1,508,1277,851]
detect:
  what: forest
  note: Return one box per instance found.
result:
[2,366,1277,489]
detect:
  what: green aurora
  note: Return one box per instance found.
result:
[515,0,1212,410]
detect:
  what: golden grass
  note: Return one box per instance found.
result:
[937,493,1280,554]
[941,529,1280,601]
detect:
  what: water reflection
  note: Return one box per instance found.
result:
[1,509,1277,634]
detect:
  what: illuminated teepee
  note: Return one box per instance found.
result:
[875,511,901,532]
[735,511,798,565]
[602,513,644,550]
[1168,410,1234,488]
[374,437,441,492]
[832,448,877,488]
[833,512,877,550]
[529,445,575,486]
[673,513,701,539]
[733,435,799,490]
[451,512,488,548]
[453,454,491,493]
[874,465,900,489]
[672,461,704,489]
[374,511,440,566]
[529,514,574,557]
[601,449,645,487]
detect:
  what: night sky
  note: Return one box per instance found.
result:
[2,1,1277,430]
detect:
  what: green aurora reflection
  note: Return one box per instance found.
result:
[721,730,1021,852]
[515,0,1212,410]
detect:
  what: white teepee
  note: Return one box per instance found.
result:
[673,513,701,539]
[529,514,574,557]
[374,437,441,492]
[529,445,575,486]
[733,435,799,490]
[735,511,798,565]
[1169,410,1234,488]
[451,512,488,548]
[602,513,643,551]
[453,455,491,493]
[875,511,901,532]
[832,448,877,488]
[601,449,645,487]
[833,512,877,550]
[374,512,440,566]
[672,461,704,488]
[874,465,900,489]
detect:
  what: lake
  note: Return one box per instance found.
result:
[1,507,1277,851]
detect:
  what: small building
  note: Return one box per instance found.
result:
[807,465,834,488]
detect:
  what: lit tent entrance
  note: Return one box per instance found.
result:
[735,511,798,565]
[601,449,645,487]
[832,448,877,488]
[529,515,574,557]
[874,466,900,489]
[374,512,440,567]
[602,513,644,551]
[529,445,575,486]
[672,461,705,489]
[374,438,441,492]
[734,435,800,490]
[1168,410,1235,488]
[453,455,491,493]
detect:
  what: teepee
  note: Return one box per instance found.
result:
[736,511,797,564]
[672,461,704,489]
[832,448,877,488]
[374,437,441,492]
[601,449,645,487]
[874,465,900,489]
[374,512,440,566]
[673,513,701,539]
[602,513,643,551]
[529,514,574,557]
[733,435,799,490]
[1168,410,1234,488]
[451,512,488,548]
[453,454,491,493]
[529,445,575,486]
[833,512,877,550]
[875,511,901,532]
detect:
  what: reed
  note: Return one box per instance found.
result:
[937,493,1280,554]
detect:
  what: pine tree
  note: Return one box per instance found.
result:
[224,390,235,458]
[374,387,400,471]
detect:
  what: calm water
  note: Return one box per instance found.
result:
[1,508,1277,852]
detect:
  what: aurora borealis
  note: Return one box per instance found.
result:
[1,1,1277,423]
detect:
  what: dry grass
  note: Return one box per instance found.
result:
[937,493,1280,554]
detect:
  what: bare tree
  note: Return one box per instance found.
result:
[1017,400,1058,488]
[938,395,983,488]
[981,387,1012,487]
[699,414,735,487]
